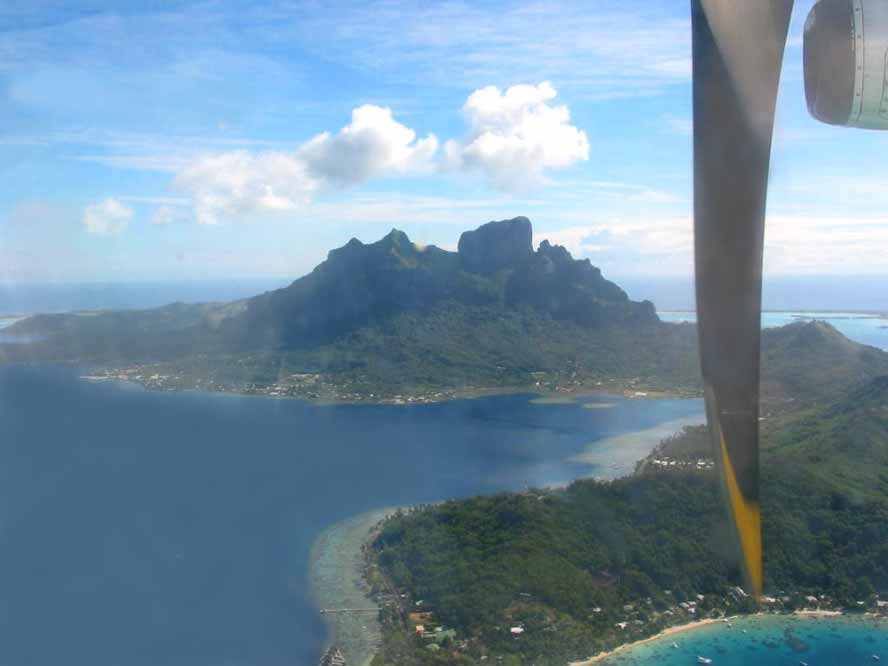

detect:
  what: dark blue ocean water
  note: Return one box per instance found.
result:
[4,276,888,316]
[0,365,702,666]
[598,614,888,666]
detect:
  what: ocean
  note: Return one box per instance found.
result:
[2,282,886,665]
[594,614,888,666]
[659,311,888,350]
[0,365,702,666]
[0,279,290,316]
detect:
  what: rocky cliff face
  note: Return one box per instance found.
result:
[5,217,659,357]
[223,217,657,348]
[505,238,655,325]
[222,228,458,346]
[457,216,534,274]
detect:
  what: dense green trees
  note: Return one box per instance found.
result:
[370,376,888,665]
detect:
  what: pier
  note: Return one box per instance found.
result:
[319,607,378,614]
[318,646,347,666]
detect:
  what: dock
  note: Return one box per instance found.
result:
[318,645,347,666]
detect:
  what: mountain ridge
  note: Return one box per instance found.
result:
[3,219,888,405]
[217,216,656,349]
[3,217,657,359]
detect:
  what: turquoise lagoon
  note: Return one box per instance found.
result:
[596,614,888,666]
[658,311,888,350]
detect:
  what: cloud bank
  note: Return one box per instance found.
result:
[120,82,587,226]
[169,104,439,225]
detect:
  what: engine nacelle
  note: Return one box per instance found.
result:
[805,0,888,129]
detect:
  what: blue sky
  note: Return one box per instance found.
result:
[2,0,888,283]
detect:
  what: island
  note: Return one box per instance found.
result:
[353,373,888,665]
[0,217,698,402]
[4,216,888,666]
[4,218,884,413]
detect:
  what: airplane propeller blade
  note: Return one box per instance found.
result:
[691,0,793,598]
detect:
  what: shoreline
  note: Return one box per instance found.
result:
[75,370,702,406]
[309,407,705,663]
[308,508,399,666]
[793,609,844,616]
[569,412,707,479]
[572,610,863,665]
[569,616,740,666]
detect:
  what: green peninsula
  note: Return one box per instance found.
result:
[363,372,888,665]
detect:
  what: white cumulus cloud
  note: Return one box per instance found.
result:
[444,82,589,191]
[82,197,133,234]
[298,104,438,186]
[175,150,321,225]
[174,105,437,225]
[163,84,587,224]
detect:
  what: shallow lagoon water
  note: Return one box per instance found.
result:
[596,614,888,666]
[309,509,394,665]
[659,311,888,350]
[0,365,702,666]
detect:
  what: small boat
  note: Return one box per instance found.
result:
[800,661,809,666]
[698,657,713,664]
[672,642,680,648]
[872,656,880,662]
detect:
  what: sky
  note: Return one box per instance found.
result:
[2,0,888,284]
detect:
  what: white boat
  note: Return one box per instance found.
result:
[672,642,679,649]
[872,656,880,661]
[697,657,713,664]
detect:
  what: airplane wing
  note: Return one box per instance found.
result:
[690,0,793,597]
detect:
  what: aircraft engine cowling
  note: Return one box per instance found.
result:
[805,0,888,129]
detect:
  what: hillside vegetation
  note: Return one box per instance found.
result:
[2,218,654,361]
[5,219,888,405]
[367,376,888,666]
